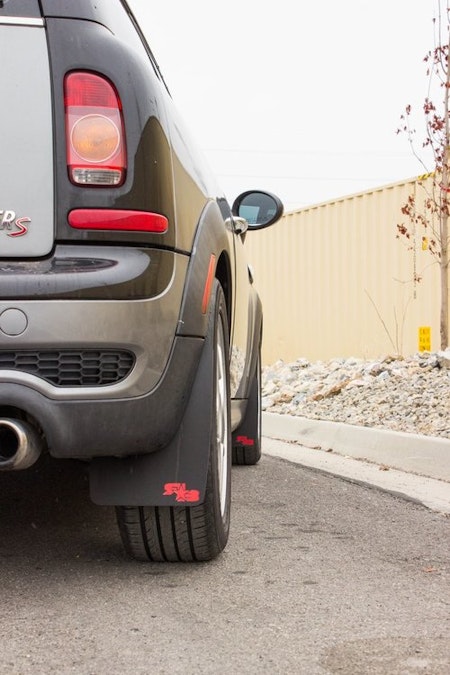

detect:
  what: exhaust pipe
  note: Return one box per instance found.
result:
[0,418,43,471]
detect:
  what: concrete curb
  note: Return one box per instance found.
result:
[262,413,450,514]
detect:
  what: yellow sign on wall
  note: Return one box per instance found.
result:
[418,326,431,352]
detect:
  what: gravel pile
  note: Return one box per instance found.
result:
[262,351,450,439]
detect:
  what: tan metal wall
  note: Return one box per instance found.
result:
[244,177,446,364]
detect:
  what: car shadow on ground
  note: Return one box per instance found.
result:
[0,454,124,565]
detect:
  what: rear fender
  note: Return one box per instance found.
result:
[177,199,233,338]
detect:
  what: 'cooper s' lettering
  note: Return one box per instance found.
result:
[0,211,30,237]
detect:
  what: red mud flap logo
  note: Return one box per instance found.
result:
[236,435,255,446]
[163,482,200,503]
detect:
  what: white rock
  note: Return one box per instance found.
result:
[262,352,449,439]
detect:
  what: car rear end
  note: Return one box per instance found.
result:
[0,0,204,465]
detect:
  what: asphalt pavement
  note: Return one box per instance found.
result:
[263,412,450,515]
[1,448,450,673]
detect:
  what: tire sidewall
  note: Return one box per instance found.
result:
[208,282,232,546]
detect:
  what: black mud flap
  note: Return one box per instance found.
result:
[89,332,214,507]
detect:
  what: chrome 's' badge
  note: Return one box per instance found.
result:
[0,210,30,237]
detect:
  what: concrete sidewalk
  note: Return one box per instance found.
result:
[262,412,450,514]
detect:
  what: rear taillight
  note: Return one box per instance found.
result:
[64,72,126,187]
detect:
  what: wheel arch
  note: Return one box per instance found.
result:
[177,199,234,339]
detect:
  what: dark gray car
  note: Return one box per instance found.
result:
[0,0,283,561]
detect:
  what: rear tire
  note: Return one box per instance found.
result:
[115,282,231,562]
[232,345,262,465]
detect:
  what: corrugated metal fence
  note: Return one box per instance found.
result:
[244,177,446,364]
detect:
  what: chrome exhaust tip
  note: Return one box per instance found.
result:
[0,418,42,471]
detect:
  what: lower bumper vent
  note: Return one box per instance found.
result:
[0,350,135,386]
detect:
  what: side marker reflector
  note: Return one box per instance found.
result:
[202,254,216,314]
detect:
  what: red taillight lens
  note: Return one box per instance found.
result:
[64,72,126,186]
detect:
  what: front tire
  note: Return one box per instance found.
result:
[115,281,231,562]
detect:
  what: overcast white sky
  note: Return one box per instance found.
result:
[127,1,442,212]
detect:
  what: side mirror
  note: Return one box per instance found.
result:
[232,190,284,231]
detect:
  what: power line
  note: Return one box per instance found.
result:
[216,173,405,182]
[204,147,415,158]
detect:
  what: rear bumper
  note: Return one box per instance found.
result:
[0,334,204,459]
[0,246,188,400]
[0,244,205,459]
